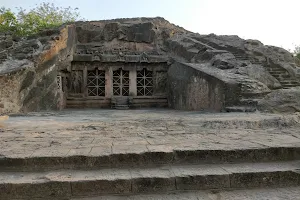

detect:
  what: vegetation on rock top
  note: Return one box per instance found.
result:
[0,3,80,36]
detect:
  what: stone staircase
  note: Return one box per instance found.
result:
[0,144,300,199]
[266,65,300,89]
[218,50,300,90]
[111,96,131,109]
[192,37,300,87]
[225,95,262,113]
[186,36,300,112]
[231,52,300,89]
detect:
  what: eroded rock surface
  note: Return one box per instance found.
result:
[1,17,300,113]
[259,87,300,113]
[237,64,282,89]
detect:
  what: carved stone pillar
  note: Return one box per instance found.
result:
[129,69,137,96]
[106,67,113,98]
[83,65,87,97]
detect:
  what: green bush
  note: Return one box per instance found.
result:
[0,3,80,36]
[0,7,19,34]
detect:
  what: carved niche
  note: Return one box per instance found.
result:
[68,70,83,94]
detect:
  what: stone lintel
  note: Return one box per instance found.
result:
[72,54,168,63]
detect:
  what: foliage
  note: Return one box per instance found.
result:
[294,46,300,59]
[0,7,19,34]
[0,3,80,36]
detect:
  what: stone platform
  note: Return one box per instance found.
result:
[1,109,300,199]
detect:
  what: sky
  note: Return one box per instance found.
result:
[1,0,299,51]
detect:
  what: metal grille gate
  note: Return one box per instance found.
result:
[87,69,105,96]
[137,69,153,96]
[113,69,129,96]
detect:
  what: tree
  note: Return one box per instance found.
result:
[0,3,80,36]
[294,45,300,59]
[0,7,18,34]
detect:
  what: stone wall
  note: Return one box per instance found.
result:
[168,62,240,111]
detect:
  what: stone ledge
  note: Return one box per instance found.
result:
[73,54,169,63]
[1,147,299,171]
[0,161,299,199]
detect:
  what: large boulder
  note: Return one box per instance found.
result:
[237,64,281,89]
[258,87,300,113]
[210,52,241,69]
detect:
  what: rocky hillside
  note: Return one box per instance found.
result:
[0,17,300,113]
[166,33,300,112]
[0,25,76,113]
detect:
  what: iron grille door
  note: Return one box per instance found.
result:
[113,69,129,96]
[137,69,153,96]
[87,69,105,96]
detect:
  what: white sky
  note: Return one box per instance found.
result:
[1,0,299,51]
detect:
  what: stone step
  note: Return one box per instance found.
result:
[281,84,300,88]
[239,98,260,107]
[251,62,263,65]
[236,58,249,61]
[233,57,248,60]
[269,69,287,73]
[280,80,300,84]
[270,73,289,77]
[270,75,282,79]
[240,91,269,98]
[71,187,300,200]
[267,66,286,70]
[233,56,248,60]
[268,70,288,73]
[268,69,287,72]
[111,97,130,109]
[280,85,299,88]
[225,106,257,112]
[282,82,300,85]
[114,105,130,110]
[1,161,300,199]
[280,84,300,87]
[65,100,111,109]
[233,55,246,57]
[1,146,300,171]
[280,81,300,85]
[112,98,129,104]
[280,74,293,78]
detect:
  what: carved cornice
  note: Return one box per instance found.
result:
[73,51,168,63]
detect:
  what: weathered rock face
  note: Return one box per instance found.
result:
[210,53,239,69]
[165,32,300,112]
[0,25,76,114]
[237,64,282,89]
[168,62,238,111]
[1,17,300,114]
[73,18,186,63]
[258,87,300,113]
